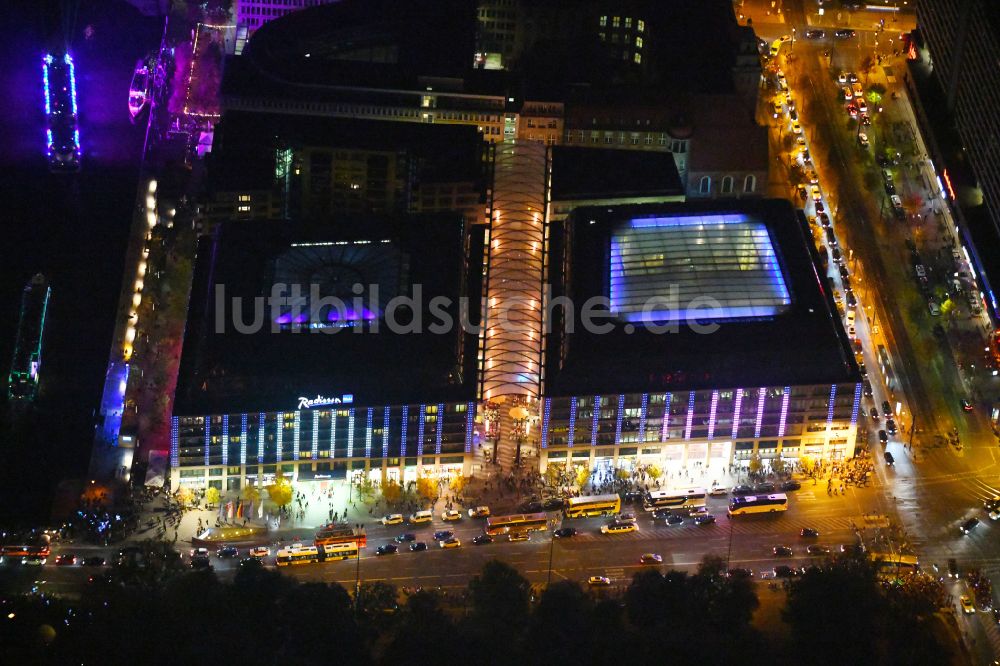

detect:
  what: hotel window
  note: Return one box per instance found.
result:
[721,176,734,194]
[612,16,620,27]
[635,37,643,49]
[634,52,642,64]
[744,174,757,193]
[699,176,711,194]
[238,205,250,212]
[624,17,632,28]
[637,19,645,32]
[238,194,251,202]
[599,15,607,26]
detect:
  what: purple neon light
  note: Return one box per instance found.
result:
[731,389,744,439]
[540,398,551,449]
[435,403,444,454]
[614,394,625,444]
[567,397,578,447]
[850,383,862,426]
[826,385,837,424]
[400,405,408,457]
[465,402,476,453]
[221,414,229,466]
[170,417,179,467]
[590,396,600,446]
[707,390,720,440]
[383,406,390,458]
[684,391,696,440]
[777,387,791,437]
[638,393,649,442]
[330,409,338,459]
[346,408,355,457]
[274,307,377,325]
[364,408,373,458]
[258,413,265,462]
[417,406,426,456]
[753,389,767,439]
[660,393,671,441]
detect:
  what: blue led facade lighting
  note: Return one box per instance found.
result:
[417,405,426,456]
[347,408,356,457]
[365,408,373,458]
[435,403,444,454]
[311,410,319,458]
[660,393,671,441]
[754,389,767,439]
[292,411,301,460]
[850,383,862,426]
[707,391,720,440]
[732,388,744,439]
[276,412,284,462]
[567,397,578,448]
[683,392,696,440]
[383,407,390,458]
[777,387,791,437]
[614,394,625,444]
[400,405,409,457]
[827,384,838,425]
[170,417,179,467]
[465,402,476,453]
[638,393,649,442]
[540,398,551,449]
[221,415,229,466]
[590,396,600,446]
[610,214,791,323]
[330,410,338,459]
[240,413,248,465]
[258,413,265,463]
[204,417,211,466]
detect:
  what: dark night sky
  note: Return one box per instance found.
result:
[0,1,161,524]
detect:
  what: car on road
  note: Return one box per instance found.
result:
[508,532,530,542]
[774,565,802,578]
[601,522,637,534]
[376,543,398,556]
[468,506,491,518]
[191,556,212,571]
[804,29,825,39]
[776,70,788,89]
[985,496,1000,511]
[755,482,776,493]
[838,71,848,84]
[961,398,974,412]
[800,528,820,538]
[807,545,831,555]
[835,28,857,39]
[217,546,239,559]
[960,518,980,535]
[55,554,77,566]
[440,537,462,549]
[640,553,664,565]
[666,514,684,526]
[653,509,675,520]
[82,556,106,567]
[857,99,868,113]
[846,290,858,308]
[780,480,801,492]
[772,100,783,118]
[863,380,873,398]
[841,543,865,556]
[948,559,959,578]
[694,514,716,526]
[409,510,433,524]
[624,491,645,504]
[769,40,782,57]
[886,419,897,435]
[433,530,454,541]
[441,509,462,522]
[727,568,753,579]
[249,546,270,558]
[882,400,892,415]
[588,575,611,586]
[858,132,869,149]
[543,498,565,510]
[882,170,896,194]
[472,534,494,545]
[709,487,729,496]
[961,595,976,614]
[409,541,428,552]
[773,546,794,557]
[791,120,802,134]
[553,527,578,538]
[394,533,417,543]
[239,557,263,570]
[993,608,1000,624]
[688,506,709,517]
[878,430,888,444]
[842,86,853,101]
[381,514,404,526]
[518,501,544,513]
[927,299,941,316]
[810,184,822,202]
[885,451,895,466]
[616,512,638,524]
[732,484,755,496]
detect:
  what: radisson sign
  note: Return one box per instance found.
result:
[297,394,354,410]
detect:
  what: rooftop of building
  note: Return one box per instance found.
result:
[544,199,860,395]
[549,146,684,201]
[174,215,484,415]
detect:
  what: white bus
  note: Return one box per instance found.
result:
[643,488,707,512]
[275,544,320,566]
[727,493,789,516]
[322,543,360,561]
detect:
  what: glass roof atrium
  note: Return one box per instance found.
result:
[609,213,792,323]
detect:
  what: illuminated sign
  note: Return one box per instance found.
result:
[942,169,956,200]
[297,394,354,410]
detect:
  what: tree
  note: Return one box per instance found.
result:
[204,486,220,507]
[381,478,402,506]
[242,483,260,503]
[575,465,591,488]
[356,477,377,504]
[468,559,531,633]
[356,580,398,623]
[449,475,469,495]
[544,463,563,488]
[770,456,787,476]
[646,464,663,480]
[383,590,454,664]
[265,472,293,509]
[523,581,593,664]
[416,476,438,505]
[175,486,194,507]
[615,467,631,482]
[747,453,763,477]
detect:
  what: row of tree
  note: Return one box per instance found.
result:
[1,546,954,666]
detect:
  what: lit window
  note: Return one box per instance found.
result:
[634,52,642,64]
[699,176,711,194]
[238,205,250,212]
[638,19,645,32]
[599,15,607,26]
[612,16,620,27]
[636,37,643,49]
[238,194,251,202]
[625,17,632,28]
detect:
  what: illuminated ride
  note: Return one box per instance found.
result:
[128,59,150,121]
[43,52,81,172]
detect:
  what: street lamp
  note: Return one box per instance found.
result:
[546,515,561,586]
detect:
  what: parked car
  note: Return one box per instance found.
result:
[472,534,494,545]
[376,543,398,556]
[694,514,716,526]
[780,480,801,491]
[800,528,820,538]
[553,527,578,538]
[409,542,428,552]
[773,546,794,557]
[807,545,831,555]
[468,506,491,518]
[394,533,417,543]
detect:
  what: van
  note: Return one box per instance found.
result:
[408,510,433,524]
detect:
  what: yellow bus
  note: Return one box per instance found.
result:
[275,544,320,566]
[870,552,919,579]
[322,543,360,561]
[485,512,548,536]
[564,494,621,518]
[727,493,789,516]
